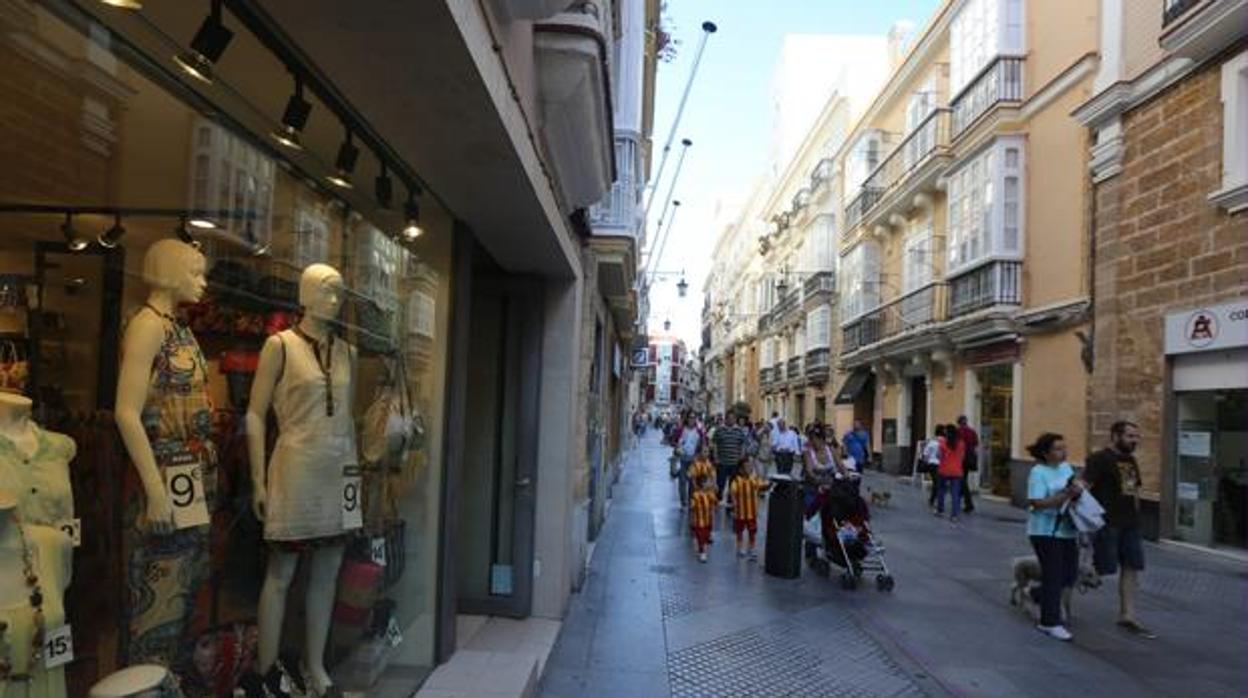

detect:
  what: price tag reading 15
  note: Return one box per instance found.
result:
[342,465,363,530]
[44,624,73,669]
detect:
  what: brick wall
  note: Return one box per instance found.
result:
[1089,59,1248,492]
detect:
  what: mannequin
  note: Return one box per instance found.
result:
[87,665,175,697]
[113,239,216,668]
[0,489,71,698]
[247,264,358,695]
[0,393,76,529]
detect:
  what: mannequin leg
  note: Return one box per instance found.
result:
[305,544,347,692]
[257,550,300,674]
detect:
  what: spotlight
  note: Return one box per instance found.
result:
[375,163,394,209]
[188,215,217,229]
[175,216,198,247]
[327,129,359,189]
[98,213,126,248]
[401,186,424,241]
[271,74,312,151]
[61,213,88,252]
[172,0,233,85]
[100,0,143,8]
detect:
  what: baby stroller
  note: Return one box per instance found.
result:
[802,477,895,591]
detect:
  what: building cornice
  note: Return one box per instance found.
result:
[1072,56,1196,127]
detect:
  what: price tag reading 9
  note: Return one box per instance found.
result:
[342,466,363,530]
[165,462,210,529]
[59,518,81,547]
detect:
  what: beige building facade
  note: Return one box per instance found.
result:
[1075,0,1247,546]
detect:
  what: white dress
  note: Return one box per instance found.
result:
[264,329,360,541]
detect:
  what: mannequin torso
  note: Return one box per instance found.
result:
[0,394,75,529]
[0,497,70,698]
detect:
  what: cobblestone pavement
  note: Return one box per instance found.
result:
[538,431,1248,697]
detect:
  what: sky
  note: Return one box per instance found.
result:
[642,0,942,352]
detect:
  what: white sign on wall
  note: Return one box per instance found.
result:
[1164,301,1248,355]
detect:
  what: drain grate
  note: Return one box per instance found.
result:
[667,618,923,697]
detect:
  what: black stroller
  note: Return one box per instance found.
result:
[803,477,895,591]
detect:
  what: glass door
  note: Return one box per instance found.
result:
[977,364,1013,496]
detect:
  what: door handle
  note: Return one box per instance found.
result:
[515,477,532,488]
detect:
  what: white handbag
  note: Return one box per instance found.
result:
[1065,490,1106,533]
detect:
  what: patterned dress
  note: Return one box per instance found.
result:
[121,306,216,672]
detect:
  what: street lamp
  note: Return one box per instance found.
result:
[677,276,689,298]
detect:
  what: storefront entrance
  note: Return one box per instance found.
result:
[977,364,1014,496]
[1174,390,1248,549]
[907,376,928,470]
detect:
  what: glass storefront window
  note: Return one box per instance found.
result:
[1175,390,1248,549]
[1,3,451,694]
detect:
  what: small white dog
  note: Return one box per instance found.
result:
[1009,556,1101,622]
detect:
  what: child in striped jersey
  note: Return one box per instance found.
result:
[729,455,770,560]
[689,472,718,563]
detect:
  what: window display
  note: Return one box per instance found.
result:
[1,3,452,695]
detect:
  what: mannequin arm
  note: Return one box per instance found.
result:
[245,336,283,520]
[114,313,173,534]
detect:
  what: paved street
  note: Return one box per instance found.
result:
[538,431,1248,697]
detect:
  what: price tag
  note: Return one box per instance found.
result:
[59,518,81,547]
[370,536,387,567]
[165,462,210,529]
[384,616,403,648]
[342,466,363,530]
[44,624,73,669]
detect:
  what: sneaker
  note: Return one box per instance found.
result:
[737,549,747,559]
[1037,624,1073,641]
[698,552,708,563]
[748,549,758,561]
[1117,619,1157,639]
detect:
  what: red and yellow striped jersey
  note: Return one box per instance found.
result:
[689,457,714,484]
[729,474,768,522]
[690,489,718,528]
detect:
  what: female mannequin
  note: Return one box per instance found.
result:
[113,239,215,667]
[246,264,358,695]
[0,393,76,529]
[0,489,71,698]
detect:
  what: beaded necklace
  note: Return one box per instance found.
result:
[0,517,46,682]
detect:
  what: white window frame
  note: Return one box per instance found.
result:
[1211,49,1248,213]
[946,136,1026,276]
[839,241,881,324]
[950,0,1026,98]
[291,199,331,269]
[846,130,885,196]
[187,118,275,250]
[903,216,935,294]
[806,306,832,349]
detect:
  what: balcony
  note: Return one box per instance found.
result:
[951,56,1024,138]
[802,270,836,302]
[787,356,803,385]
[949,260,1022,318]
[805,347,831,385]
[858,108,953,231]
[845,186,883,235]
[589,135,642,236]
[840,284,948,354]
[1160,0,1248,60]
[759,366,772,391]
[773,289,803,327]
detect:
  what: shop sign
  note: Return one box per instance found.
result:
[964,341,1020,367]
[1178,430,1212,458]
[1165,301,1248,355]
[631,347,650,368]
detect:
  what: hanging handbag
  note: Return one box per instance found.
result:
[0,339,28,393]
[360,357,418,471]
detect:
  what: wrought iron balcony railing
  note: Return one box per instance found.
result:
[951,56,1024,137]
[845,186,883,234]
[803,270,836,300]
[805,347,830,385]
[839,283,949,353]
[787,356,803,384]
[948,260,1022,317]
[863,108,952,200]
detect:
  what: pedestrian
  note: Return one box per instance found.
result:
[689,472,717,563]
[712,414,748,507]
[672,413,705,508]
[957,416,979,514]
[802,424,844,481]
[1084,420,1155,638]
[915,426,942,507]
[844,419,871,472]
[753,421,774,478]
[773,419,799,475]
[729,455,769,560]
[1025,432,1083,641]
[935,425,965,521]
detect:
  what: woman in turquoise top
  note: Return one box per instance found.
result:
[1026,432,1083,641]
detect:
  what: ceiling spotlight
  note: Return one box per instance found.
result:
[375,163,394,209]
[188,215,217,229]
[175,215,198,247]
[172,0,233,85]
[271,74,312,151]
[401,186,424,241]
[98,213,126,248]
[327,129,359,189]
[61,213,88,252]
[100,0,143,8]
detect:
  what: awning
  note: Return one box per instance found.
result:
[833,368,873,405]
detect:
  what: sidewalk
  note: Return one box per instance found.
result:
[538,431,1248,697]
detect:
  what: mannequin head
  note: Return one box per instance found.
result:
[141,240,207,304]
[0,488,15,515]
[299,263,344,322]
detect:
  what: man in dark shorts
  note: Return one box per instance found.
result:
[1084,420,1154,638]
